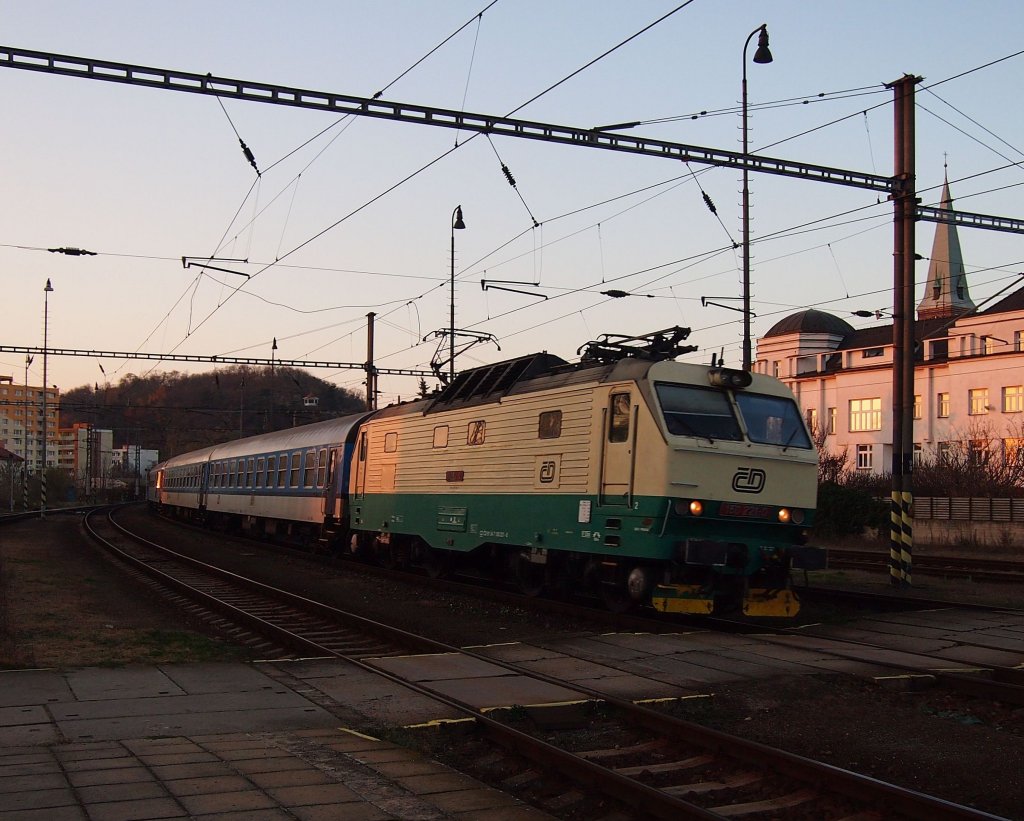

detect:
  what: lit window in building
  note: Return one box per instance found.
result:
[1003,385,1023,413]
[968,388,989,415]
[849,398,882,432]
[827,408,836,435]
[856,444,873,470]
[937,392,950,418]
[1004,438,1024,465]
[913,443,923,465]
[912,395,922,419]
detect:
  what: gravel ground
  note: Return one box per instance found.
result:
[0,509,1021,818]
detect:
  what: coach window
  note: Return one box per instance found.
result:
[384,432,398,453]
[609,393,631,443]
[303,450,317,486]
[246,458,255,488]
[229,460,237,488]
[266,456,277,487]
[236,460,245,487]
[467,420,486,445]
[256,457,265,487]
[432,425,449,448]
[316,448,328,486]
[538,410,562,439]
[277,453,288,487]
[289,452,301,487]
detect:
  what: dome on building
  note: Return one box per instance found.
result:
[763,309,854,338]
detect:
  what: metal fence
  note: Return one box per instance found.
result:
[914,497,1024,522]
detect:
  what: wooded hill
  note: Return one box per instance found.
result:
[58,365,367,459]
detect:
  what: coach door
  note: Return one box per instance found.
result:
[600,391,635,506]
[198,461,209,510]
[322,445,345,518]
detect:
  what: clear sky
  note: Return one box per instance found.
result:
[3,1,1023,406]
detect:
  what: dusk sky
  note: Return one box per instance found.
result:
[3,1,1023,406]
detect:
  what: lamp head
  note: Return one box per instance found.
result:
[753,25,773,64]
[453,205,466,230]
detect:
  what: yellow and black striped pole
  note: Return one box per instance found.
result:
[901,490,913,585]
[889,491,903,585]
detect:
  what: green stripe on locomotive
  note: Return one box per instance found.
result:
[351,490,811,575]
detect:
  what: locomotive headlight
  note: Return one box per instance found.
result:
[777,507,791,523]
[673,499,705,516]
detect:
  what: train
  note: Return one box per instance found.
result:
[149,327,825,617]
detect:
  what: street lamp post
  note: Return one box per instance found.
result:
[449,205,466,384]
[41,278,53,517]
[741,24,773,371]
[23,353,33,511]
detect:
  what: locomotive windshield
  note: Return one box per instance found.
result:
[655,383,811,448]
[655,384,743,440]
[734,392,812,449]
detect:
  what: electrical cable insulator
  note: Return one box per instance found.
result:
[48,247,97,256]
[501,163,517,187]
[239,138,261,176]
[702,191,717,215]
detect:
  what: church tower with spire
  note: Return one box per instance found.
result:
[917,174,975,320]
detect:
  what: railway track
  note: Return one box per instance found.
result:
[145,506,1024,711]
[827,548,1024,583]
[86,505,1005,820]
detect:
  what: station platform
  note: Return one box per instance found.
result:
[0,662,552,820]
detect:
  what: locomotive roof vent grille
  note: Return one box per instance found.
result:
[578,326,697,364]
[427,352,568,412]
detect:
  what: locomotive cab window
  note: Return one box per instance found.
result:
[538,410,562,439]
[384,432,398,453]
[735,392,812,448]
[654,384,742,441]
[608,393,631,443]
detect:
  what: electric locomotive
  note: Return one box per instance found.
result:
[349,328,822,616]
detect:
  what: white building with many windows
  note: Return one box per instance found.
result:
[756,178,1024,474]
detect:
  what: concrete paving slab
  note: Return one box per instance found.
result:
[543,636,653,661]
[516,655,632,682]
[583,632,713,656]
[0,700,51,724]
[56,705,336,743]
[65,667,186,701]
[255,658,349,678]
[48,689,318,721]
[424,674,583,710]
[368,652,512,682]
[291,664,464,726]
[943,633,1024,653]
[1,807,87,821]
[0,671,73,708]
[931,645,1024,667]
[161,663,289,695]
[464,643,565,663]
[0,724,60,745]
[569,674,687,700]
